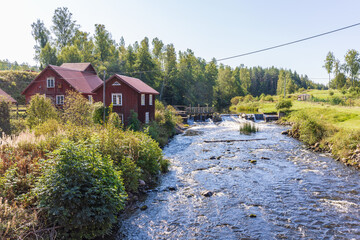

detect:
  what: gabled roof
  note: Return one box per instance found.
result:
[60,63,96,73]
[50,65,102,93]
[0,88,17,103]
[93,74,159,95]
[22,63,103,95]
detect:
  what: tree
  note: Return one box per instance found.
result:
[57,45,82,64]
[39,43,57,68]
[52,7,79,49]
[152,37,164,60]
[134,37,159,87]
[324,51,335,88]
[94,24,113,63]
[72,30,95,63]
[63,91,93,126]
[31,19,50,62]
[344,49,360,87]
[161,44,178,103]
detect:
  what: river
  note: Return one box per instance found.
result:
[117,117,360,239]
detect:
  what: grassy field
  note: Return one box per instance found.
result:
[257,90,360,130]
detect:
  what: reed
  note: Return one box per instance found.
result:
[239,122,258,135]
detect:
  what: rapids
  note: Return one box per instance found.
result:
[117,117,360,239]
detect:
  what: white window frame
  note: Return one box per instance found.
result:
[149,94,153,106]
[112,93,122,106]
[47,77,55,88]
[88,95,93,104]
[141,94,145,106]
[56,95,64,105]
[145,112,150,124]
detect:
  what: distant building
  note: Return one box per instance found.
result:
[21,63,159,125]
[297,93,311,101]
[0,87,17,104]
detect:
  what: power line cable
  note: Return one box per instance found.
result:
[215,22,360,62]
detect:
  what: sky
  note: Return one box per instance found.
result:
[1,0,360,85]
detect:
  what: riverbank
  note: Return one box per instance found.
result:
[279,107,360,168]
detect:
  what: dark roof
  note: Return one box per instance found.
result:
[50,65,102,93]
[93,74,159,94]
[0,88,17,103]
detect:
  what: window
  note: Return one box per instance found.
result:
[56,95,64,105]
[112,93,122,106]
[149,94,153,106]
[47,77,55,88]
[145,112,149,124]
[88,95,93,104]
[141,94,145,106]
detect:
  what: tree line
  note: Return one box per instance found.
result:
[32,7,324,110]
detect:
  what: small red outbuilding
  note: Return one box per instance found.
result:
[21,63,159,125]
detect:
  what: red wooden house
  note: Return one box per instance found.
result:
[21,63,159,125]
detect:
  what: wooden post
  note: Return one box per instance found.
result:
[103,70,106,124]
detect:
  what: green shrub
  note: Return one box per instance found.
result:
[329,91,334,96]
[264,95,274,102]
[108,112,123,129]
[0,100,11,135]
[298,118,326,145]
[10,119,27,135]
[119,157,141,193]
[63,91,93,126]
[92,102,111,125]
[37,139,127,239]
[329,96,344,105]
[127,110,141,131]
[133,131,163,177]
[275,99,292,111]
[34,118,62,136]
[239,122,258,135]
[26,94,58,128]
[159,158,170,173]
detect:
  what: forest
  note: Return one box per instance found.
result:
[28,7,324,110]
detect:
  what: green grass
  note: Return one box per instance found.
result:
[257,97,360,130]
[239,122,258,135]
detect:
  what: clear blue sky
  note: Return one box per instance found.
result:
[1,0,360,84]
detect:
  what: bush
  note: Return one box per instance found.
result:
[0,100,11,135]
[239,122,258,135]
[298,118,326,145]
[92,102,111,125]
[63,91,93,126]
[34,118,62,137]
[329,91,334,96]
[36,139,127,239]
[10,119,27,135]
[26,94,58,128]
[108,112,123,129]
[275,99,292,111]
[127,110,141,131]
[329,96,344,105]
[119,157,141,193]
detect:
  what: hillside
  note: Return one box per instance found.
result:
[0,71,38,104]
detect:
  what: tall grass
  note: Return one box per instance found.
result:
[239,122,258,135]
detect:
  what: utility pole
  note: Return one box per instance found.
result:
[283,73,286,98]
[103,70,106,124]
